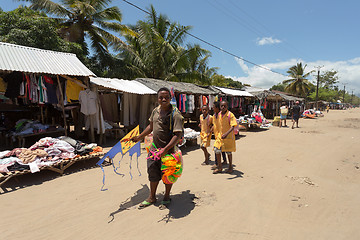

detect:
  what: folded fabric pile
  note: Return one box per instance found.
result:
[0,136,102,174]
[10,119,50,136]
[184,128,200,139]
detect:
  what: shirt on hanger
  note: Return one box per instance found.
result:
[79,89,97,115]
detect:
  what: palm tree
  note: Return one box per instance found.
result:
[120,5,194,80]
[283,62,314,96]
[20,0,133,56]
[120,5,215,83]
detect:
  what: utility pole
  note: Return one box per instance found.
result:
[314,66,324,110]
[343,83,347,104]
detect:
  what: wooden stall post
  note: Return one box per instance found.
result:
[95,86,103,145]
[56,75,68,136]
[86,78,95,142]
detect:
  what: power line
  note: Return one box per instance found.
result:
[219,0,315,62]
[120,0,287,77]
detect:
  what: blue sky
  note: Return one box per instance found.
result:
[2,0,360,95]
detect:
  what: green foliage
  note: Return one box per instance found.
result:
[224,77,243,88]
[283,62,314,97]
[87,53,134,79]
[0,7,83,56]
[119,5,216,83]
[318,70,339,89]
[270,83,286,92]
[21,0,132,57]
[308,88,338,102]
[210,74,243,88]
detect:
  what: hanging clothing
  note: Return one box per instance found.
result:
[187,95,195,113]
[43,76,58,104]
[30,74,38,103]
[184,94,188,113]
[129,93,138,125]
[139,94,151,130]
[19,80,25,96]
[66,79,84,102]
[208,95,215,110]
[122,92,130,126]
[84,112,105,134]
[99,93,119,122]
[4,72,22,98]
[0,77,7,93]
[202,95,208,106]
[79,89,97,115]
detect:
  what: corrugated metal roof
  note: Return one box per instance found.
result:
[213,86,253,97]
[90,77,156,95]
[0,42,95,76]
[135,78,216,95]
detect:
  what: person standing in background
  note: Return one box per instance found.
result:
[199,105,213,165]
[291,101,301,129]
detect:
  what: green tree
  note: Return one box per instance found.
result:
[283,62,314,97]
[21,0,132,57]
[176,44,218,84]
[120,5,192,80]
[209,74,242,88]
[225,77,243,88]
[0,6,83,56]
[318,70,339,89]
[308,88,338,102]
[210,74,227,87]
[270,83,286,92]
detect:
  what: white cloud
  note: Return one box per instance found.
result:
[256,37,282,46]
[229,57,360,95]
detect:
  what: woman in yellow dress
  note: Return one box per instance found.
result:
[213,101,237,173]
[199,105,213,165]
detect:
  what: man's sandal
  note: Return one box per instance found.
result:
[159,199,171,210]
[138,200,156,209]
[212,169,222,174]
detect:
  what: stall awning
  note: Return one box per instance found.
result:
[0,42,95,76]
[90,77,156,95]
[135,78,217,95]
[214,86,253,97]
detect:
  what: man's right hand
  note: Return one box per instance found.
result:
[130,136,140,142]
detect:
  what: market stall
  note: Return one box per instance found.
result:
[0,42,109,188]
[90,77,157,134]
[0,42,102,145]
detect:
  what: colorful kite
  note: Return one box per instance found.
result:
[97,126,141,191]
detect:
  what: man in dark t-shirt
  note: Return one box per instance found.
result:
[292,101,301,129]
[131,87,183,210]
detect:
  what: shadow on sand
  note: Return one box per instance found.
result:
[108,184,150,223]
[157,190,196,223]
[108,186,196,224]
[226,169,244,180]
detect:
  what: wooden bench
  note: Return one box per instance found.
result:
[0,152,105,187]
[15,129,65,148]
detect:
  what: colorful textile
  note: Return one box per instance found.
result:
[161,148,183,184]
